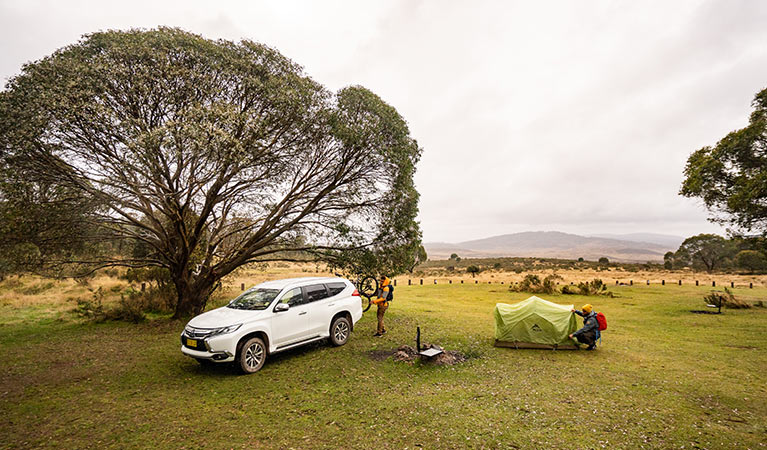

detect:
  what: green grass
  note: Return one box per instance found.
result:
[1,284,766,449]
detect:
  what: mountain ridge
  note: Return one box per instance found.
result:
[425,231,682,262]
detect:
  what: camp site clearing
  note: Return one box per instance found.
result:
[1,275,766,449]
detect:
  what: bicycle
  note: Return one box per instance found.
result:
[336,273,378,312]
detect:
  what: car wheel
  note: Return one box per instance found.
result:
[238,337,267,374]
[330,316,351,346]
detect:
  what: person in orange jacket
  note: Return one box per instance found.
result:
[372,275,391,337]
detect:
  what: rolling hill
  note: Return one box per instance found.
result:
[424,231,680,262]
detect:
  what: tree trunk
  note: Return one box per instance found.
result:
[172,274,217,319]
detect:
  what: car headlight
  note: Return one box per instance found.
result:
[214,324,242,335]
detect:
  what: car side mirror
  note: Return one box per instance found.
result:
[274,303,290,312]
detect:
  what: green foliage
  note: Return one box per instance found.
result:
[466,265,481,277]
[561,279,612,297]
[0,28,422,317]
[663,251,676,270]
[0,159,104,278]
[406,245,428,273]
[674,234,734,273]
[734,250,767,273]
[121,267,176,309]
[74,288,105,320]
[681,87,767,234]
[74,286,162,322]
[509,274,561,294]
[577,257,584,262]
[109,290,149,323]
[598,257,609,264]
[449,253,459,260]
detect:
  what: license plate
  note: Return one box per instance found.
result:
[186,338,197,348]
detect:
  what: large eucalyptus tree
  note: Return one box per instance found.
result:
[0,28,422,317]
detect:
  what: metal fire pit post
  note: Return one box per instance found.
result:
[416,326,443,358]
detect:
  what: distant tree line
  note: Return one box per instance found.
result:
[664,234,767,273]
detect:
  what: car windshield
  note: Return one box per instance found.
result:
[227,288,281,310]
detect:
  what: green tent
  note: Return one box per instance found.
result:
[494,296,579,349]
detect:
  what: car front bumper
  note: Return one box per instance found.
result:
[180,334,237,363]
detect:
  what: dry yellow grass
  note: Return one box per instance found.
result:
[393,267,767,288]
[2,263,765,319]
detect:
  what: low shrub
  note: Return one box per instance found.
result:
[74,286,152,323]
[103,290,147,323]
[74,288,106,320]
[18,281,55,295]
[509,274,561,295]
[0,278,23,291]
[102,268,121,278]
[561,279,614,297]
[704,288,751,309]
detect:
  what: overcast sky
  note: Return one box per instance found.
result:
[2,0,765,243]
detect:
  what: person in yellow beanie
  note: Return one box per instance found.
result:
[569,304,598,350]
[371,275,391,337]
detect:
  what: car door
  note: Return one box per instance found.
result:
[271,287,310,347]
[303,284,333,336]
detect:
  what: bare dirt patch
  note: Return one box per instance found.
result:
[368,344,467,366]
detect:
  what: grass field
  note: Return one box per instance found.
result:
[1,276,766,449]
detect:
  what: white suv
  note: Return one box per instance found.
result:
[180,277,363,373]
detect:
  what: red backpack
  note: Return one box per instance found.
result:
[596,312,607,331]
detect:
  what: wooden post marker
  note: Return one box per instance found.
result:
[241,283,245,291]
[420,279,423,285]
[678,280,682,286]
[712,281,716,287]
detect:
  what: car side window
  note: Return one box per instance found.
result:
[279,288,304,306]
[303,284,329,303]
[326,282,346,297]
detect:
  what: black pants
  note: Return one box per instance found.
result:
[576,330,596,347]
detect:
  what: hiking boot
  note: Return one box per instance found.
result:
[380,329,387,335]
[586,345,596,351]
[373,332,382,337]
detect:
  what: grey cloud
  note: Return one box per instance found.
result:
[2,0,762,243]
